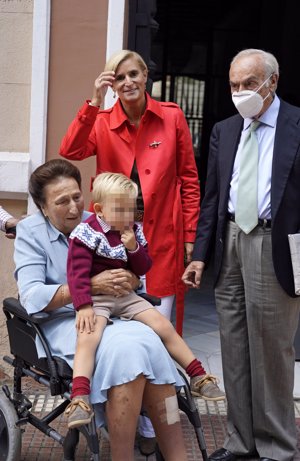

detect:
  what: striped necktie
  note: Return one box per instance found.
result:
[235,120,260,234]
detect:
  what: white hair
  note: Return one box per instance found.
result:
[231,49,279,78]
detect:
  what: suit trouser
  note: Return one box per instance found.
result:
[215,221,300,461]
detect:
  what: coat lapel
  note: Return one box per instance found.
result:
[271,101,300,220]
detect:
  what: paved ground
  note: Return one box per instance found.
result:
[2,380,300,460]
[11,389,227,460]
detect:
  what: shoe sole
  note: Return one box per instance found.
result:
[138,437,157,456]
[139,448,156,456]
[67,412,94,429]
[191,391,226,401]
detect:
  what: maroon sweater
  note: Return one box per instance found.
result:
[67,214,152,310]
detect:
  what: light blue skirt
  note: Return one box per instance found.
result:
[38,315,183,427]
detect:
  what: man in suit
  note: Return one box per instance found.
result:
[182,49,300,461]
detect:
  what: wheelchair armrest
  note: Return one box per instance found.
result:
[3,297,32,322]
[138,293,161,306]
[31,309,75,324]
[3,297,75,324]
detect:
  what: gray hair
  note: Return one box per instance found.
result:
[231,49,279,78]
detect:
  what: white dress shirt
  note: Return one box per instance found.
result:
[228,94,280,220]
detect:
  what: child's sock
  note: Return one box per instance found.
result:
[71,376,90,399]
[185,358,206,378]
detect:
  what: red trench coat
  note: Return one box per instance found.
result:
[60,93,200,334]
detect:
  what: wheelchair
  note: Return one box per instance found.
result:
[0,296,208,461]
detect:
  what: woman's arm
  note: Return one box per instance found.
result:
[14,217,66,315]
[175,108,200,243]
[44,284,71,311]
[59,103,98,160]
[44,270,140,312]
[0,206,19,239]
[59,71,116,161]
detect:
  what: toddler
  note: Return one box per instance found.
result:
[65,172,225,428]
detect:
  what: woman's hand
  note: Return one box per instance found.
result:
[90,71,115,107]
[5,217,19,239]
[76,305,96,333]
[91,269,139,297]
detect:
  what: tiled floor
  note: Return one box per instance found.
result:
[1,266,300,459]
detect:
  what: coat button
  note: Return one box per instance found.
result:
[151,193,156,199]
[149,219,154,224]
[145,169,151,175]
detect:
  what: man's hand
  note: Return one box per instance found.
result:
[182,261,205,288]
[121,229,137,251]
[76,305,96,333]
[91,268,139,297]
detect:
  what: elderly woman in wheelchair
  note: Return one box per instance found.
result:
[0,159,208,461]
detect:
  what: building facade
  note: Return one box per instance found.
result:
[0,0,128,376]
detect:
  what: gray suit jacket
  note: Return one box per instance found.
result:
[193,99,300,297]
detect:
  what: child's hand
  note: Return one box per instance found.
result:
[76,305,96,334]
[121,229,137,251]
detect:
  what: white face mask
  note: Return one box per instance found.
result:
[231,75,272,119]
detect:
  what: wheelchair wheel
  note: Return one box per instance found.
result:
[0,390,22,461]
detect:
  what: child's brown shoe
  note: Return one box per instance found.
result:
[65,395,94,429]
[190,374,225,401]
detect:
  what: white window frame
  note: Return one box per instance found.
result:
[104,0,126,109]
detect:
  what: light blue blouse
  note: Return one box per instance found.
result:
[14,211,183,426]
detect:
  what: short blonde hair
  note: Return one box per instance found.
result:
[92,172,138,204]
[104,49,148,73]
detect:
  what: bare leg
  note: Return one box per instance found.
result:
[143,382,187,461]
[73,316,107,378]
[134,310,195,368]
[106,374,146,461]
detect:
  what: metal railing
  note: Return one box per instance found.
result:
[153,75,205,155]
